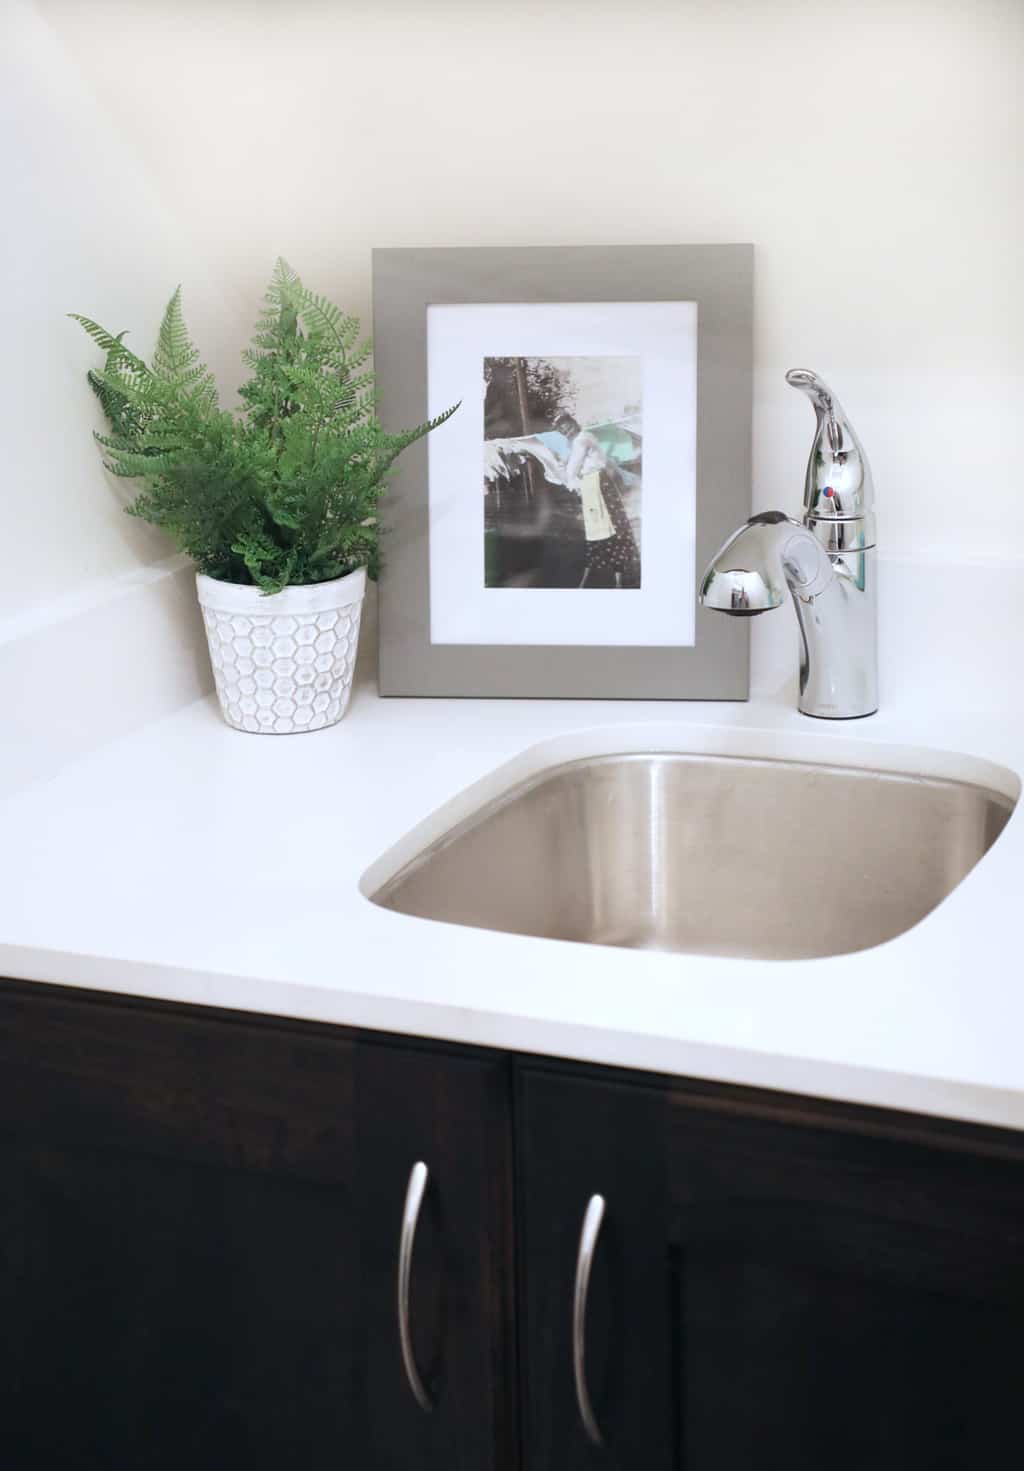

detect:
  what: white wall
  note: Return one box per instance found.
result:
[14,0,1024,626]
[0,1,243,621]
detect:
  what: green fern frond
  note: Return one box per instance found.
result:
[297,288,352,346]
[102,448,171,478]
[271,257,301,294]
[231,526,298,594]
[72,260,459,591]
[343,339,373,373]
[68,315,128,354]
[86,365,157,410]
[259,259,302,323]
[152,288,190,373]
[150,286,219,409]
[336,369,375,396]
[375,401,461,473]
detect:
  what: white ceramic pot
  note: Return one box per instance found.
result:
[196,567,366,734]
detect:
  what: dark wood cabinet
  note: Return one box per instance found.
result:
[0,984,515,1471]
[353,1039,516,1471]
[3,979,1024,1470]
[517,1063,1024,1470]
[516,1065,673,1469]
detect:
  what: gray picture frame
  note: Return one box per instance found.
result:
[373,244,753,699]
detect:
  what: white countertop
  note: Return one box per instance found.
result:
[2,620,1023,1131]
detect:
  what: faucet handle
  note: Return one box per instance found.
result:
[785,368,839,420]
[786,368,876,549]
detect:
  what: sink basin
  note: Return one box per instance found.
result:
[370,753,1015,961]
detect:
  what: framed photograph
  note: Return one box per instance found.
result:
[373,245,752,699]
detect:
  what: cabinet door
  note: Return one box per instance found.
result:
[0,985,363,1469]
[0,984,515,1471]
[517,1065,674,1469]
[518,1063,1024,1471]
[356,1039,517,1471]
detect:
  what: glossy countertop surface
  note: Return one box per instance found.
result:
[2,625,1023,1130]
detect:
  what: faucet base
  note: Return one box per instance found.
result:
[792,547,878,720]
[798,706,879,721]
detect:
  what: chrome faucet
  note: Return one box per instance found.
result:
[700,369,878,719]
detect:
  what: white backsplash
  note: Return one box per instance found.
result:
[751,554,1020,716]
[3,550,1017,802]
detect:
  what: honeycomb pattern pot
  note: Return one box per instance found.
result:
[196,568,366,734]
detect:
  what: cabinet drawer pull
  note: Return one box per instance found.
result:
[398,1160,433,1412]
[573,1193,606,1447]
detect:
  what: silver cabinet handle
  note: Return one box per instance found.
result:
[398,1160,432,1413]
[573,1193,606,1447]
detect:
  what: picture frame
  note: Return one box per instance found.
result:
[373,244,753,699]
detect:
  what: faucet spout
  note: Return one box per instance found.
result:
[700,512,834,615]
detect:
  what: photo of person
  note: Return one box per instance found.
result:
[483,356,642,590]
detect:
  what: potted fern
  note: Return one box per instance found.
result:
[72,260,454,733]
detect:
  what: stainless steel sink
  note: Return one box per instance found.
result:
[370,753,1015,961]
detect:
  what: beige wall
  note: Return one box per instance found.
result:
[12,0,1024,621]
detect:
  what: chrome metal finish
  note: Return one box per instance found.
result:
[573,1194,606,1448]
[700,369,879,719]
[786,367,876,544]
[701,511,834,614]
[372,753,1014,962]
[398,1160,432,1413]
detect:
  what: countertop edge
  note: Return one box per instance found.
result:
[4,940,1023,1137]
